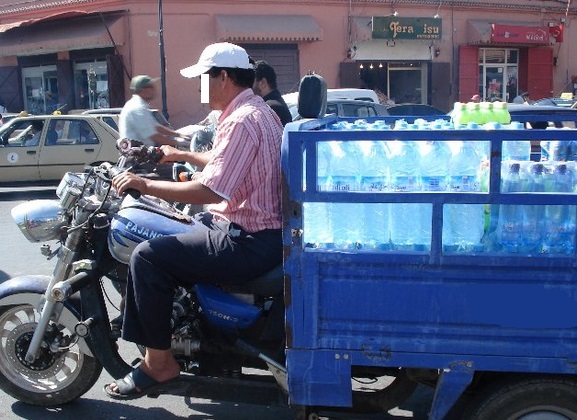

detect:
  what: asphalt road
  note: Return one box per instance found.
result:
[0,185,434,419]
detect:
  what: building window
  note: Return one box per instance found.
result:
[73,61,109,110]
[478,49,519,102]
[22,66,59,114]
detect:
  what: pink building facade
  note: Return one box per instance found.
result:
[0,0,574,127]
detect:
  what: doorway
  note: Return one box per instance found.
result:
[22,66,59,114]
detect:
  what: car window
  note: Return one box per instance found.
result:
[101,116,118,131]
[46,119,99,145]
[0,120,34,147]
[341,103,377,118]
[326,104,338,115]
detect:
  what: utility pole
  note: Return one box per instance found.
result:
[158,0,168,119]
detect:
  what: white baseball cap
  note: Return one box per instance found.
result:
[180,42,253,78]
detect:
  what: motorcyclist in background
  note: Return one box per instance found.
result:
[105,42,284,400]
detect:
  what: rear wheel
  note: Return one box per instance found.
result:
[0,304,102,406]
[465,376,577,419]
[351,367,418,413]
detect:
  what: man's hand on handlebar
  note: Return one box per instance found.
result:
[158,145,187,164]
[112,172,148,196]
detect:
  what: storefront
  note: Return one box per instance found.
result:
[340,15,449,111]
[459,21,561,102]
[0,11,126,114]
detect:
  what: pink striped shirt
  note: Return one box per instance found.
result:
[198,89,283,233]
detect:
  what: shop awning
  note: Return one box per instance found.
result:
[467,20,552,46]
[0,11,125,56]
[353,39,434,61]
[215,15,323,42]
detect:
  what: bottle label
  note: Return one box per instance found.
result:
[421,176,446,191]
[450,175,479,192]
[330,176,359,192]
[392,176,418,192]
[360,176,386,192]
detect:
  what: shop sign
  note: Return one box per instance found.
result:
[549,24,564,42]
[372,17,441,40]
[491,24,549,44]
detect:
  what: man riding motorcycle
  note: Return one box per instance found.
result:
[105,42,284,399]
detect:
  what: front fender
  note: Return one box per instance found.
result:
[0,275,93,356]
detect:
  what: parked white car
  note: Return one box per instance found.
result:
[0,114,120,183]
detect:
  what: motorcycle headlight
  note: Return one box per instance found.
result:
[11,200,66,242]
[57,172,88,210]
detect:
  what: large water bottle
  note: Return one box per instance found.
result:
[545,163,575,254]
[549,140,570,162]
[389,137,424,251]
[445,141,484,252]
[359,140,390,249]
[497,162,524,252]
[502,121,531,162]
[520,163,546,254]
[303,140,334,248]
[420,140,451,192]
[328,141,363,249]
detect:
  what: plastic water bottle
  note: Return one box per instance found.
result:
[328,141,363,249]
[445,141,484,252]
[420,140,451,192]
[389,136,424,251]
[493,101,511,124]
[503,121,531,161]
[520,163,546,254]
[359,141,390,249]
[466,102,482,124]
[540,140,551,161]
[303,141,333,248]
[549,140,570,161]
[497,162,524,252]
[545,163,575,254]
[479,101,495,125]
[451,102,469,128]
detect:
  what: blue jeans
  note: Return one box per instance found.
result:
[121,212,282,349]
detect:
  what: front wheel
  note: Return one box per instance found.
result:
[465,376,577,419]
[0,304,102,406]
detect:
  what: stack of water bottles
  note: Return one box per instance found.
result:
[302,105,576,255]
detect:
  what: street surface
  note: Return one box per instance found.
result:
[0,185,434,419]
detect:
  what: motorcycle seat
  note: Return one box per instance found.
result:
[231,264,284,296]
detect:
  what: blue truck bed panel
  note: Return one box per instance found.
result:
[282,117,577,408]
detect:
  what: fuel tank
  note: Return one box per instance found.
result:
[108,195,198,264]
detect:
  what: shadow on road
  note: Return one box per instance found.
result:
[0,188,57,202]
[7,385,435,419]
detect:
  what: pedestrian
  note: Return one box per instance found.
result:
[105,42,283,400]
[119,75,191,147]
[471,94,481,103]
[513,91,531,105]
[252,60,292,126]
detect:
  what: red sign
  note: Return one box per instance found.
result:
[491,24,550,44]
[549,24,564,42]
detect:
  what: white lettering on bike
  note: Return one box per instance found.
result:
[206,309,239,323]
[125,221,164,240]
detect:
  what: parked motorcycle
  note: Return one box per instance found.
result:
[0,139,416,415]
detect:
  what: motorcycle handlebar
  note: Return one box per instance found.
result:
[116,138,164,165]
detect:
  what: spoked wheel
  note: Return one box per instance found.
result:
[465,376,577,419]
[0,304,102,406]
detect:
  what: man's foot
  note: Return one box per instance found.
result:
[104,367,180,400]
